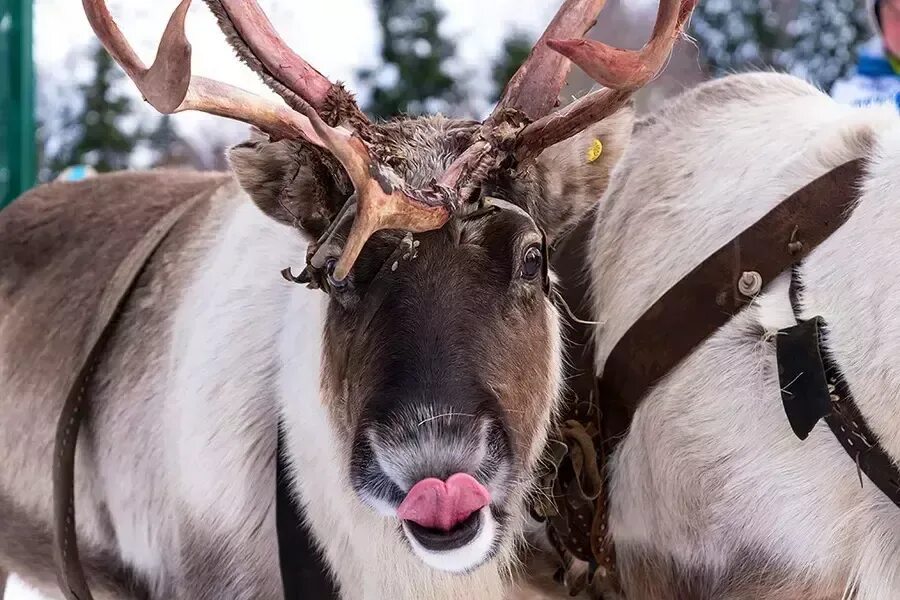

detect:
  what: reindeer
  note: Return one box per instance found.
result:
[0,1,695,598]
[589,72,900,599]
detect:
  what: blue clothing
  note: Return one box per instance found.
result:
[56,165,97,181]
[831,39,900,109]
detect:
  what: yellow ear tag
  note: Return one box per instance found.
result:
[586,138,603,163]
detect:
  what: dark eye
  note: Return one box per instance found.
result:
[325,257,349,292]
[521,244,543,280]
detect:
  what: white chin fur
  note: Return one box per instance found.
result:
[402,506,497,573]
[366,495,401,518]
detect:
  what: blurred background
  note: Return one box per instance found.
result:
[0,0,874,210]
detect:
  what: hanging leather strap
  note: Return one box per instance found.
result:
[52,191,209,600]
[780,274,900,508]
[276,424,340,599]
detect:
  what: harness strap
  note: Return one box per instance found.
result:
[598,158,866,433]
[53,191,209,600]
[542,157,868,596]
[276,424,340,599]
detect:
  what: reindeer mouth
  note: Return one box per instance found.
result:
[349,405,514,571]
[400,505,499,573]
[403,508,482,551]
[395,473,499,572]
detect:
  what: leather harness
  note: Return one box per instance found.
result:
[50,157,899,599]
[51,192,336,599]
[540,157,900,596]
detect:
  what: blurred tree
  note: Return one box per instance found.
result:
[148,115,178,158]
[146,114,192,168]
[358,0,467,119]
[490,31,533,103]
[690,0,869,91]
[47,41,142,174]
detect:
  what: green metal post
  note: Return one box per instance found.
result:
[1,0,36,209]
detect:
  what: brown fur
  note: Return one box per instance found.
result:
[0,170,232,595]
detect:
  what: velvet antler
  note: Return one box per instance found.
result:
[515,0,697,160]
[82,0,325,144]
[85,0,451,282]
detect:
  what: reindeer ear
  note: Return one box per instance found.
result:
[528,103,635,242]
[228,132,348,241]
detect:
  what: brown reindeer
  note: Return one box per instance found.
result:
[0,1,693,598]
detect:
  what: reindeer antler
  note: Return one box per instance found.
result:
[493,0,609,122]
[84,0,697,282]
[202,1,367,127]
[300,107,453,281]
[548,0,696,90]
[83,0,325,144]
[515,0,697,158]
[84,0,451,282]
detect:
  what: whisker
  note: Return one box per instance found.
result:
[552,288,604,326]
[417,411,476,427]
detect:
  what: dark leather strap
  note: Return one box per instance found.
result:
[598,158,866,434]
[53,192,208,600]
[823,358,900,506]
[783,273,900,507]
[539,158,867,598]
[276,424,339,599]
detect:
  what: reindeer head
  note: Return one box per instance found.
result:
[84,0,694,573]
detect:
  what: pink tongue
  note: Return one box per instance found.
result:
[397,473,491,532]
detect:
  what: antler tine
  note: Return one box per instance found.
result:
[493,0,608,122]
[547,0,696,91]
[83,0,191,114]
[184,77,327,145]
[516,88,632,161]
[205,1,367,127]
[300,106,451,282]
[514,0,696,161]
[83,0,326,145]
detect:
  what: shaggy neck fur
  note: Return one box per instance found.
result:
[174,198,549,599]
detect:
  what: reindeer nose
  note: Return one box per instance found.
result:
[397,473,491,531]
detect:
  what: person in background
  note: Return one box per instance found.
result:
[831,0,900,108]
[55,165,97,182]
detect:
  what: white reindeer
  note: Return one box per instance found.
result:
[591,72,900,599]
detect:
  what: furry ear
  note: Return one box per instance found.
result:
[227,131,350,241]
[526,103,635,242]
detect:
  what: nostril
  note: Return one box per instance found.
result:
[397,473,491,532]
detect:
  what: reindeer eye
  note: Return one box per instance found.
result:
[325,257,349,292]
[521,244,543,281]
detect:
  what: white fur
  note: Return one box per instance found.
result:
[403,507,498,573]
[589,73,900,597]
[162,201,511,599]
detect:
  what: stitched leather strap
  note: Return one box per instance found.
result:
[823,362,900,506]
[598,158,866,433]
[52,191,208,600]
[540,158,867,598]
